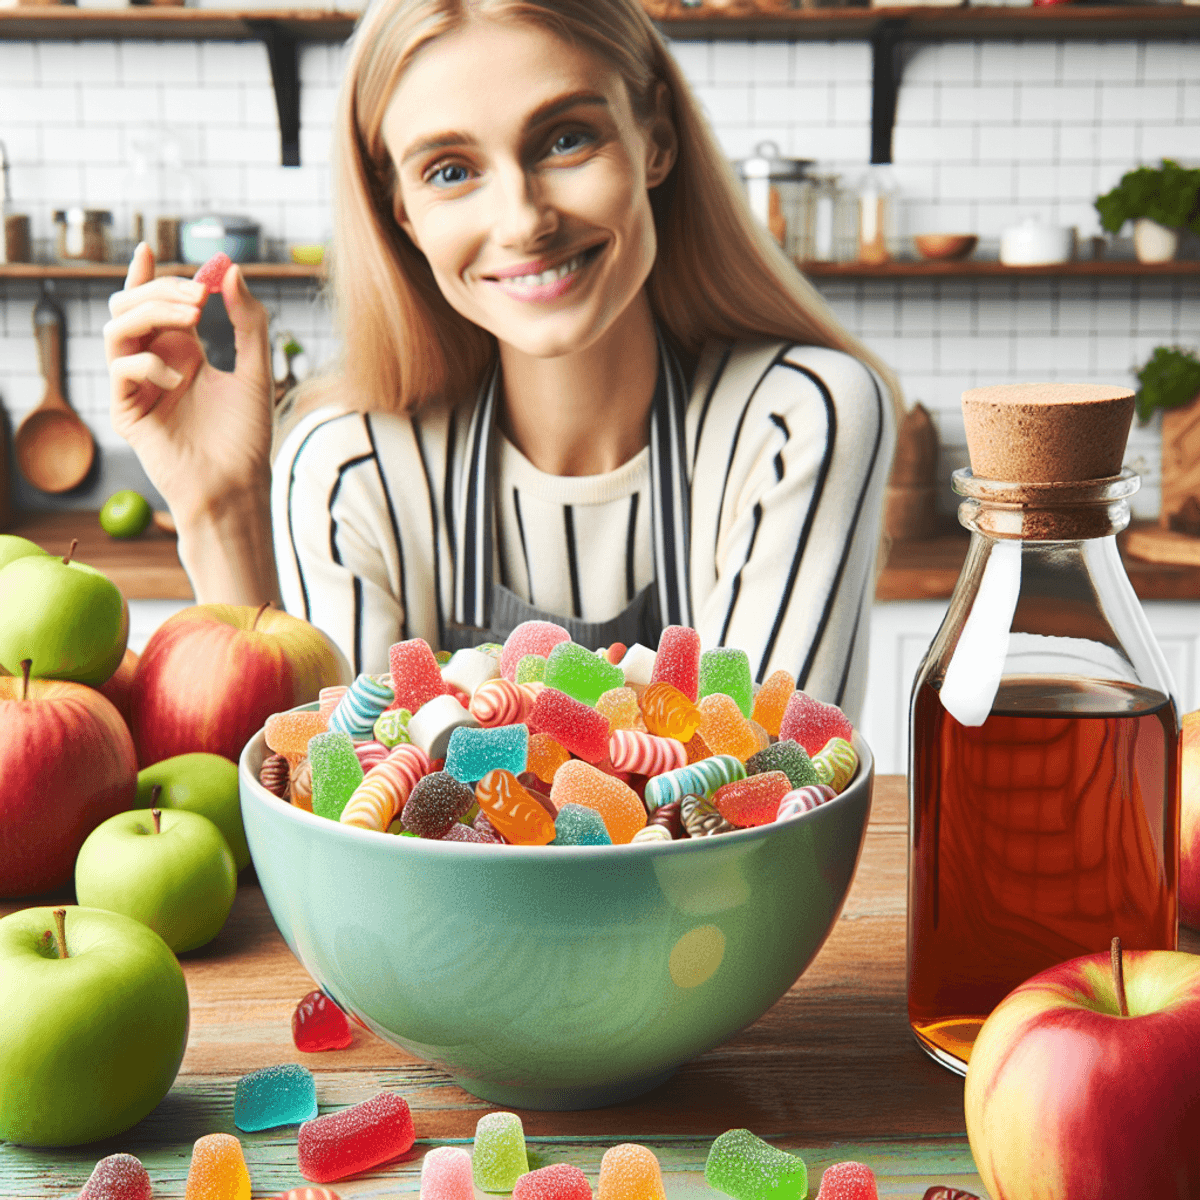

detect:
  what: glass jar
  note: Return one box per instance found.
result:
[907,384,1180,1076]
[735,141,812,261]
[54,208,112,263]
[856,163,898,264]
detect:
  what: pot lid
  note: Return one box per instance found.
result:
[736,141,812,182]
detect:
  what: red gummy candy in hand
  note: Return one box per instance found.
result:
[80,1154,152,1200]
[778,690,854,756]
[193,251,232,293]
[512,1163,593,1200]
[818,1161,879,1200]
[297,1090,415,1183]
[293,989,353,1052]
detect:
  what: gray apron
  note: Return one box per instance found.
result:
[441,328,694,655]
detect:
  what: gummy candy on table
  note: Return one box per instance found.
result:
[407,693,480,760]
[746,740,820,789]
[308,731,365,822]
[552,802,613,846]
[402,771,476,838]
[712,771,792,827]
[441,647,500,698]
[265,711,328,761]
[289,758,313,812]
[526,732,570,783]
[812,736,859,793]
[259,753,289,799]
[778,690,854,756]
[697,693,761,761]
[342,743,432,832]
[374,707,412,748]
[388,638,449,713]
[684,731,712,763]
[297,1090,415,1184]
[642,754,746,813]
[469,677,533,727]
[499,619,571,681]
[598,1143,666,1200]
[421,1145,475,1200]
[543,641,625,706]
[475,769,556,845]
[640,681,702,742]
[515,653,547,684]
[751,668,795,737]
[528,687,610,763]
[79,1153,152,1200]
[293,989,353,1052]
[596,686,642,732]
[704,1127,808,1200]
[816,1161,879,1200]
[234,1063,318,1131]
[473,1111,530,1193]
[512,1162,594,1200]
[776,784,837,821]
[649,624,701,702]
[185,1133,251,1200]
[445,723,529,783]
[608,728,686,776]
[318,686,348,722]
[549,759,646,844]
[680,793,737,837]
[328,674,395,739]
[697,646,754,716]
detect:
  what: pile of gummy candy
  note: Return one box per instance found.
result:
[258,621,861,846]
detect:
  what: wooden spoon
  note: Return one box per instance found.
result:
[14,289,95,493]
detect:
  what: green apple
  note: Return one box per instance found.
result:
[0,546,129,687]
[0,534,48,571]
[0,905,188,1147]
[75,808,237,953]
[137,753,249,871]
[99,491,153,539]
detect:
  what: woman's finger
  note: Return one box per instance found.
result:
[124,241,156,292]
[109,273,206,320]
[103,301,203,361]
[110,350,185,401]
[221,265,274,388]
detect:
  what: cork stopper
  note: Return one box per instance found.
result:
[962,383,1135,484]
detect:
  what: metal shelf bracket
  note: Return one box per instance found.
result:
[869,17,908,165]
[247,19,302,167]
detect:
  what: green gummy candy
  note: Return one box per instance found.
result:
[476,642,504,660]
[542,641,624,707]
[434,649,452,665]
[307,730,364,822]
[698,647,754,717]
[374,707,412,748]
[473,1111,529,1192]
[745,739,819,789]
[705,1129,807,1200]
[515,653,546,684]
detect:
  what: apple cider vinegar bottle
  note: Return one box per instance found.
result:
[907,383,1181,1075]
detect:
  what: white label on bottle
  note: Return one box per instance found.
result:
[939,539,1022,727]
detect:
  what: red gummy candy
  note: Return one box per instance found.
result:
[650,624,701,702]
[80,1154,152,1200]
[512,1163,593,1200]
[193,251,232,293]
[297,1090,414,1183]
[527,687,610,763]
[443,821,495,843]
[388,639,448,714]
[293,989,353,1052]
[778,690,854,756]
[499,620,571,681]
[818,1161,879,1200]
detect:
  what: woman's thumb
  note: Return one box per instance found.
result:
[223,265,272,381]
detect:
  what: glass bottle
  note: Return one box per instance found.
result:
[856,163,898,265]
[907,383,1180,1076]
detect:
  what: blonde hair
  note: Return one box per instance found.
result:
[293,0,904,425]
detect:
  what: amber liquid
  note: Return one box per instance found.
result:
[908,675,1179,1073]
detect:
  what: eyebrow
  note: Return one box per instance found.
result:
[400,90,609,167]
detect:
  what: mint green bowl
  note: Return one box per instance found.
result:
[239,716,873,1110]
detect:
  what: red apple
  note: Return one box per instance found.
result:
[130,603,351,768]
[964,940,1200,1200]
[1,664,138,898]
[97,647,139,729]
[1182,710,1199,931]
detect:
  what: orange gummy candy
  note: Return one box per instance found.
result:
[751,667,795,737]
[598,1143,666,1200]
[640,681,701,742]
[475,769,555,845]
[596,686,642,733]
[549,760,646,844]
[698,693,761,762]
[684,731,712,763]
[265,710,328,760]
[526,733,570,784]
[185,1134,250,1200]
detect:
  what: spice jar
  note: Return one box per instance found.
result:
[735,141,812,260]
[907,383,1180,1075]
[856,163,897,264]
[54,208,113,263]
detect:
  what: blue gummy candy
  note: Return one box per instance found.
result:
[233,1063,318,1132]
[551,803,612,846]
[444,724,529,783]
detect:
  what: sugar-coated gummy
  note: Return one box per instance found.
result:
[697,693,761,761]
[293,989,353,1052]
[193,251,232,292]
[712,771,792,827]
[297,1090,414,1184]
[515,653,547,683]
[420,1146,475,1200]
[512,1162,593,1200]
[543,641,624,706]
[552,802,613,846]
[598,1143,666,1200]
[697,646,754,716]
[79,1153,152,1200]
[526,732,570,783]
[596,686,641,732]
[445,723,528,783]
[402,771,475,837]
[234,1062,318,1131]
[308,731,365,821]
[549,760,646,844]
[745,739,820,789]
[374,707,412,747]
[778,691,854,756]
[185,1133,251,1200]
[473,1111,530,1193]
[649,625,701,702]
[500,620,571,681]
[528,687,610,763]
[265,710,328,758]
[816,1161,879,1200]
[751,668,795,737]
[388,638,449,713]
[704,1128,808,1200]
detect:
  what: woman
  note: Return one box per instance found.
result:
[105,0,900,724]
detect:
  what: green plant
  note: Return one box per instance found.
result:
[1135,346,1200,422]
[1095,160,1200,236]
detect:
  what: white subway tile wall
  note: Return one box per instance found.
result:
[1,33,1196,519]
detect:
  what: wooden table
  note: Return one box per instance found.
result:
[2,780,1196,1199]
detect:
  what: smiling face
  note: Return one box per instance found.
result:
[383,18,676,361]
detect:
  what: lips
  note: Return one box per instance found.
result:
[484,242,605,286]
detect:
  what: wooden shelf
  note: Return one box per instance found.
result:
[0,262,323,282]
[0,7,356,41]
[801,258,1200,279]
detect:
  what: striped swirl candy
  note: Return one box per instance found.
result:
[354,741,389,771]
[329,674,396,739]
[608,729,687,776]
[680,793,735,837]
[318,686,348,722]
[812,736,858,793]
[642,754,746,813]
[341,743,432,831]
[776,783,837,821]
[630,824,673,844]
[469,677,532,727]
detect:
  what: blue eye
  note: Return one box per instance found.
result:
[550,131,590,155]
[429,163,471,187]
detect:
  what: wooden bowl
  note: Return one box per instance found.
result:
[914,234,978,262]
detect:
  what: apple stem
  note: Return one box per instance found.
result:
[1111,936,1130,1017]
[62,538,78,567]
[53,908,69,959]
[251,600,272,632]
[151,807,162,834]
[20,659,31,701]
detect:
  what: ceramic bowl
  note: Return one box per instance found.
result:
[239,714,874,1110]
[914,233,978,261]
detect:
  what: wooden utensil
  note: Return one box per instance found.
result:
[14,289,95,494]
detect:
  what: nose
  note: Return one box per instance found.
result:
[491,161,559,250]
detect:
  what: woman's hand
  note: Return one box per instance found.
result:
[104,242,275,529]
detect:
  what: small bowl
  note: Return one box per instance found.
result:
[914,233,978,262]
[239,712,874,1110]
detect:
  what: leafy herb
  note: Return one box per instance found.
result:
[1095,160,1200,236]
[1135,346,1200,422]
